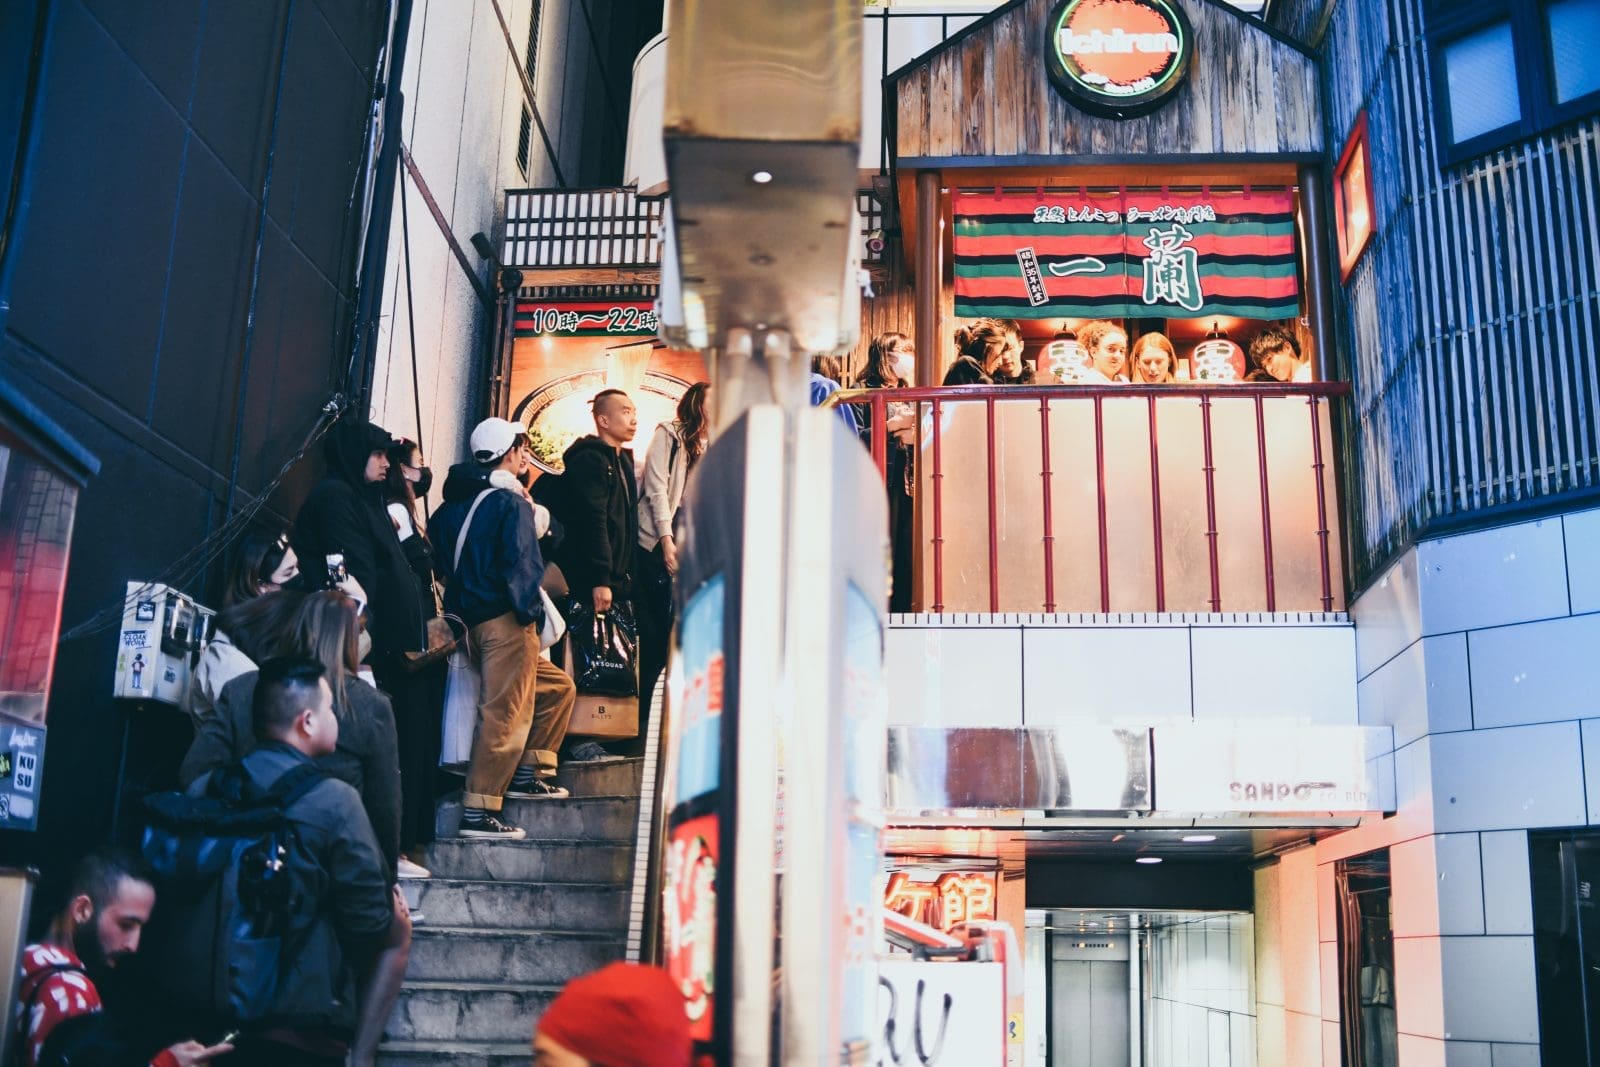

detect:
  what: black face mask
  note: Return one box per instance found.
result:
[413,466,433,497]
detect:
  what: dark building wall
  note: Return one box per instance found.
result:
[1292,0,1600,585]
[0,0,389,884]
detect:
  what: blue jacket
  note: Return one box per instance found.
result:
[431,463,546,630]
[809,374,859,434]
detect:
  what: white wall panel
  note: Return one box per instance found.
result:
[1190,626,1357,725]
[1356,633,1471,746]
[1351,548,1422,679]
[1021,626,1191,724]
[1416,519,1570,635]
[1469,613,1600,729]
[1430,724,1586,833]
[884,625,1021,726]
[1566,507,1600,615]
[1439,937,1539,1043]
[1478,831,1533,936]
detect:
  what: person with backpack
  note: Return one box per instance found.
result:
[431,417,577,839]
[15,848,233,1067]
[151,657,398,1066]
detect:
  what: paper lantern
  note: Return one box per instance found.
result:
[1190,322,1245,381]
[1047,331,1090,382]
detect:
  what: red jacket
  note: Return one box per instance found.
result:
[15,944,179,1067]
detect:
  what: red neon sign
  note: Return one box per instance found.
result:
[884,871,997,932]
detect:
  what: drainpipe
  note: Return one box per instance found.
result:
[349,0,415,416]
[1298,163,1337,380]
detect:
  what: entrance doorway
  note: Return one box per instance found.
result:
[1035,910,1256,1067]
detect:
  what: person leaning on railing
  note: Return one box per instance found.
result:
[941,318,1032,385]
[1130,331,1177,384]
[1246,327,1312,383]
[1076,320,1129,384]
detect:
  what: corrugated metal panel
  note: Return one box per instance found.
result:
[1325,0,1600,585]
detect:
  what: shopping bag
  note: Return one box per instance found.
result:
[567,691,640,740]
[562,599,638,696]
[439,644,480,769]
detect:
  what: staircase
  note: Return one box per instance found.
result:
[377,758,644,1065]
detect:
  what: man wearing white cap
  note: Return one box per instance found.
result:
[430,418,577,838]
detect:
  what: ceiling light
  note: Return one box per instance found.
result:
[1136,857,1163,865]
[1183,834,1218,843]
[751,170,774,184]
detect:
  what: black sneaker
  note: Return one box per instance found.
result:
[458,807,527,839]
[504,778,570,800]
[567,740,625,763]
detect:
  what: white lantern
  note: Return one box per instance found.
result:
[1191,322,1244,382]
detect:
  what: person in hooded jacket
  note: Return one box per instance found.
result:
[559,390,640,615]
[431,418,577,839]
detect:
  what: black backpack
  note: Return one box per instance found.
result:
[139,760,327,1027]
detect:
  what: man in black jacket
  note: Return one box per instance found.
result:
[560,390,639,615]
[432,418,577,839]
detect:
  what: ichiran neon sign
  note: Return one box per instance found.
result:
[1046,0,1194,118]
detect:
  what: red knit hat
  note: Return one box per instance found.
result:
[536,962,692,1067]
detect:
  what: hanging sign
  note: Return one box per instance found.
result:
[953,189,1299,321]
[1046,0,1193,117]
[884,870,998,933]
[513,299,660,337]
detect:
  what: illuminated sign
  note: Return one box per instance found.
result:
[513,299,660,337]
[664,813,718,1042]
[1046,0,1193,118]
[884,870,997,932]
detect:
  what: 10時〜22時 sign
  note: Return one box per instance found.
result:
[1046,0,1194,117]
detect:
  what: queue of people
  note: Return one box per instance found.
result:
[17,384,718,1065]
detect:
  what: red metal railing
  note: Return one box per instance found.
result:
[833,382,1351,615]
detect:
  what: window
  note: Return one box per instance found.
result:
[1334,112,1376,281]
[515,0,543,178]
[1530,830,1600,1061]
[1336,850,1398,1066]
[1427,0,1600,164]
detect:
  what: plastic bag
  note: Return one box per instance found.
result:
[439,644,480,768]
[563,599,638,696]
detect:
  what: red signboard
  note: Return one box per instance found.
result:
[664,813,719,1043]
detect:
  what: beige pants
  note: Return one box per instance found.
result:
[463,612,576,811]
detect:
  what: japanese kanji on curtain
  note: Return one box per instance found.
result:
[952,189,1300,320]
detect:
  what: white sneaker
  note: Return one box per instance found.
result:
[397,857,432,879]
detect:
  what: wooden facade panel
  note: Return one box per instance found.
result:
[898,64,928,160]
[892,0,1321,161]
[960,26,995,156]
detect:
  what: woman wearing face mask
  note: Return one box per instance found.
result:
[381,437,447,875]
[1130,332,1177,384]
[1076,320,1129,383]
[860,332,918,612]
[942,318,1033,385]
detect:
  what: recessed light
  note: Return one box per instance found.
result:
[1183,834,1218,843]
[751,170,774,184]
[1136,857,1163,865]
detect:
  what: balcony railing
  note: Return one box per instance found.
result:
[834,383,1350,615]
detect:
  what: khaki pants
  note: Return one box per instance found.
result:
[463,612,577,811]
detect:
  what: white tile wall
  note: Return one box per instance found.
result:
[1190,626,1357,724]
[1479,832,1534,936]
[1582,720,1600,825]
[1439,937,1539,1043]
[1565,507,1600,615]
[1396,1034,1448,1067]
[1469,613,1600,729]
[1416,519,1570,636]
[1393,936,1445,1039]
[885,626,1023,726]
[1430,724,1587,833]
[1020,627,1191,724]
[1435,834,1486,937]
[1356,633,1472,746]
[1352,548,1422,679]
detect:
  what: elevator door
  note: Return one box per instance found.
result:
[1052,958,1131,1067]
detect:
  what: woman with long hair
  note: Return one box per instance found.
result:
[941,318,1031,385]
[381,436,447,875]
[178,590,409,1066]
[633,382,712,753]
[1130,332,1177,384]
[222,528,300,609]
[860,331,917,612]
[188,531,304,723]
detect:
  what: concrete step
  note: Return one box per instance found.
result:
[377,1040,533,1066]
[421,836,633,884]
[385,980,558,1044]
[411,879,628,932]
[435,794,639,842]
[406,926,624,984]
[558,756,644,797]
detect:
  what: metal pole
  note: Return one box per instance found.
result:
[1299,164,1338,379]
[914,170,941,388]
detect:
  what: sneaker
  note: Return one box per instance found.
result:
[397,856,432,879]
[505,778,570,800]
[568,740,625,763]
[458,808,527,839]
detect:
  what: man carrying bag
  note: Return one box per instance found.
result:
[432,419,577,840]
